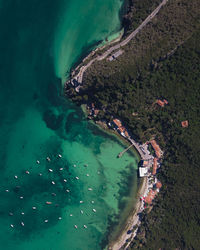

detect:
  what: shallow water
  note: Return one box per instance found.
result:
[0,1,138,249]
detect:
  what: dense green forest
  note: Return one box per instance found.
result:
[65,0,200,248]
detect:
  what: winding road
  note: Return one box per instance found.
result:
[68,0,168,90]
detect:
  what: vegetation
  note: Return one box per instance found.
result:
[65,0,200,248]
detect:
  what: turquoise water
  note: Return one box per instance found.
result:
[0,1,138,249]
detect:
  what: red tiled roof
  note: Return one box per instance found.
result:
[113,119,122,128]
[150,140,162,159]
[152,158,158,175]
[181,120,189,128]
[156,181,162,189]
[156,100,165,107]
[144,190,157,204]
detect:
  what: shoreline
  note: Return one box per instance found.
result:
[80,105,153,249]
[80,105,163,249]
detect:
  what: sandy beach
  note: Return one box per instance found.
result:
[108,177,148,250]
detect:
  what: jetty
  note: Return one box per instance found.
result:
[118,144,134,158]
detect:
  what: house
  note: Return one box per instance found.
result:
[156,99,165,107]
[156,181,162,189]
[150,140,162,159]
[144,189,157,204]
[181,120,189,128]
[113,119,122,128]
[152,158,158,175]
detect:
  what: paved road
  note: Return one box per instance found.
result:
[72,0,168,86]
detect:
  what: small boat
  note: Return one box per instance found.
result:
[91,201,95,204]
[88,188,92,191]
[83,225,87,228]
[73,164,76,168]
[25,170,30,174]
[14,175,18,179]
[79,201,84,204]
[74,225,78,229]
[66,189,70,193]
[58,217,62,220]
[38,173,42,176]
[21,212,25,215]
[58,154,62,158]
[5,189,9,192]
[32,207,37,210]
[51,193,56,196]
[97,171,100,174]
[9,212,13,216]
[63,179,67,182]
[46,201,52,205]
[59,168,63,171]
[75,176,79,180]
[70,214,73,217]
[10,224,14,228]
[48,169,53,172]
[51,181,55,185]
[86,174,89,177]
[80,210,84,214]
[36,160,40,164]
[92,209,96,213]
[20,196,23,199]
[21,222,25,226]
[44,219,48,223]
[46,157,51,162]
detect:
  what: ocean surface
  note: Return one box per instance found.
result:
[0,1,138,249]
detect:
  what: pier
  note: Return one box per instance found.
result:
[118,144,134,158]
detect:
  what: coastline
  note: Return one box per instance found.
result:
[80,105,149,249]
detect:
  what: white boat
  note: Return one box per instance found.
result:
[66,189,70,193]
[20,196,23,199]
[9,212,13,216]
[46,157,51,162]
[32,207,37,210]
[58,217,62,220]
[25,170,30,174]
[88,188,92,191]
[73,164,76,168]
[10,224,14,228]
[74,225,78,229]
[21,212,25,215]
[86,174,90,177]
[83,225,87,228]
[63,179,67,182]
[5,189,9,192]
[80,210,84,214]
[92,209,96,213]
[36,160,40,164]
[70,214,73,217]
[14,175,18,179]
[51,181,55,185]
[59,168,63,171]
[91,201,95,204]
[75,176,79,180]
[48,169,53,172]
[79,201,84,203]
[58,154,62,158]
[21,222,24,226]
[38,173,42,176]
[44,219,48,223]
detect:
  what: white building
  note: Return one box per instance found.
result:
[139,167,148,177]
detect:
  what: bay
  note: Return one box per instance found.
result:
[0,1,138,249]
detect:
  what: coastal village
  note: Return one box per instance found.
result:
[87,101,165,249]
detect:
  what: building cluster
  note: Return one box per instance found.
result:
[111,119,130,138]
[87,103,100,119]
